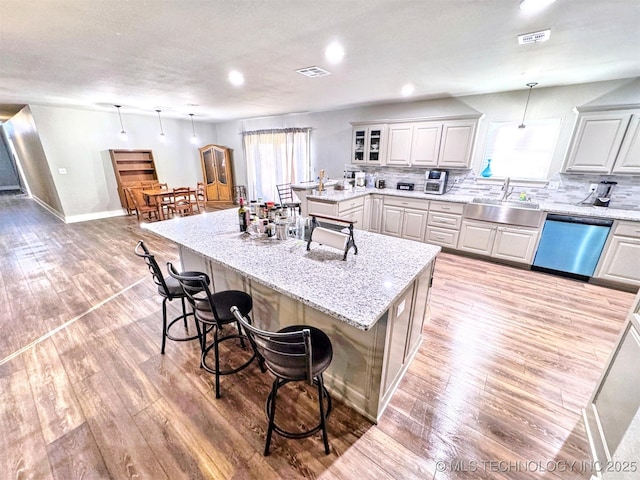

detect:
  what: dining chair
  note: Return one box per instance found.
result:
[276,183,301,212]
[167,263,259,398]
[168,187,193,217]
[193,182,206,214]
[230,306,333,455]
[126,187,160,222]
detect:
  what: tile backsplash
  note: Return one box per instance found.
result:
[345,165,639,210]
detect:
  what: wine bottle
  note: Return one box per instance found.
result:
[238,198,249,232]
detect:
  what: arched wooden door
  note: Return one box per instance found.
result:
[199,144,233,203]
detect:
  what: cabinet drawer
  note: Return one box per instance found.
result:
[427,210,462,230]
[425,227,459,248]
[429,200,464,215]
[384,196,429,211]
[338,195,365,214]
[613,221,640,238]
[308,200,338,217]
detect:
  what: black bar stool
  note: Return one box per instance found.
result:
[167,263,258,398]
[231,306,333,455]
[134,241,203,353]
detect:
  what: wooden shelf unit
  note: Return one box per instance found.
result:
[110,149,158,211]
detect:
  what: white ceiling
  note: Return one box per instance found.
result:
[0,0,639,121]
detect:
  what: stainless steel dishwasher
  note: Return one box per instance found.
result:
[532,214,613,280]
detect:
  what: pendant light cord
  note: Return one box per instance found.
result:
[156,109,165,135]
[518,82,538,129]
[115,105,126,134]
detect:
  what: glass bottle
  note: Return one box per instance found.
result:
[238,197,249,232]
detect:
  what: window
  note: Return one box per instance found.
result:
[243,128,311,201]
[481,119,561,180]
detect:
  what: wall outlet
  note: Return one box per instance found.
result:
[547,181,560,190]
[58,168,67,175]
[589,183,598,191]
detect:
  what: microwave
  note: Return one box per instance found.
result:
[424,170,448,195]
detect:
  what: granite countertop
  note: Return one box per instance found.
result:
[144,209,440,331]
[306,188,640,222]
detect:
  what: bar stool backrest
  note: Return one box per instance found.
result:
[231,306,312,384]
[166,262,219,323]
[134,241,172,298]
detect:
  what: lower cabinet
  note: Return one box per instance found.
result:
[425,201,464,248]
[459,219,540,264]
[369,195,383,233]
[594,220,640,287]
[382,197,429,241]
[583,292,640,475]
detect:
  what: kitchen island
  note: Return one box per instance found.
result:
[144,209,440,421]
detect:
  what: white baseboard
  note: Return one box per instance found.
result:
[30,195,65,222]
[64,209,128,224]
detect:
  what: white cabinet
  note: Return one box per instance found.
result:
[614,114,640,173]
[583,291,640,473]
[338,196,365,230]
[351,124,387,165]
[425,201,464,248]
[387,122,442,167]
[382,197,429,241]
[594,220,640,287]
[458,220,496,255]
[368,195,384,233]
[458,219,540,264]
[307,199,337,217]
[438,120,477,169]
[563,110,640,174]
[492,226,540,264]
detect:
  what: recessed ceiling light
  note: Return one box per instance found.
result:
[401,84,415,97]
[325,42,345,64]
[228,70,244,86]
[519,0,556,12]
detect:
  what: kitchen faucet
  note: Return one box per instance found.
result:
[501,177,513,200]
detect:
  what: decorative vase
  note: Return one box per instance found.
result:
[481,159,493,178]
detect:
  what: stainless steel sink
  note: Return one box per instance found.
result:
[465,199,545,227]
[471,197,540,210]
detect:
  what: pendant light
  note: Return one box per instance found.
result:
[155,109,166,142]
[518,82,538,129]
[189,113,198,145]
[114,105,127,140]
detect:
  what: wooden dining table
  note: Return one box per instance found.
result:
[143,188,195,220]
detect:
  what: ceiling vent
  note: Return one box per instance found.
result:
[296,66,331,78]
[518,29,551,45]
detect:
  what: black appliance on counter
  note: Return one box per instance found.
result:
[397,182,415,191]
[424,170,448,195]
[594,181,617,207]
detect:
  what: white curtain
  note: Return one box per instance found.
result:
[243,128,310,202]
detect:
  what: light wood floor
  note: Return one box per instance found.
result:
[0,194,635,479]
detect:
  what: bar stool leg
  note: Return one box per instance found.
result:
[161,298,169,354]
[318,374,330,454]
[264,378,280,455]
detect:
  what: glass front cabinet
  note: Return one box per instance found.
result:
[351,123,387,165]
[199,144,234,203]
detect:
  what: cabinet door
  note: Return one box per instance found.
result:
[382,205,404,237]
[411,122,442,167]
[386,124,413,165]
[593,323,640,456]
[458,220,495,254]
[200,146,219,201]
[369,196,383,232]
[402,208,428,242]
[564,112,631,173]
[342,207,364,230]
[613,115,640,174]
[491,226,540,264]
[367,125,386,165]
[595,235,640,286]
[213,148,233,201]
[438,120,476,168]
[352,128,366,164]
[382,286,413,392]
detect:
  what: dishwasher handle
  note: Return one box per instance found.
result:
[546,214,613,227]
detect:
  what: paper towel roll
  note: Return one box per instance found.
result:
[311,227,348,251]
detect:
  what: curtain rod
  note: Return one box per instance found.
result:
[241,127,312,136]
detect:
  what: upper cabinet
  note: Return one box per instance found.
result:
[351,124,387,165]
[384,117,478,168]
[563,108,640,174]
